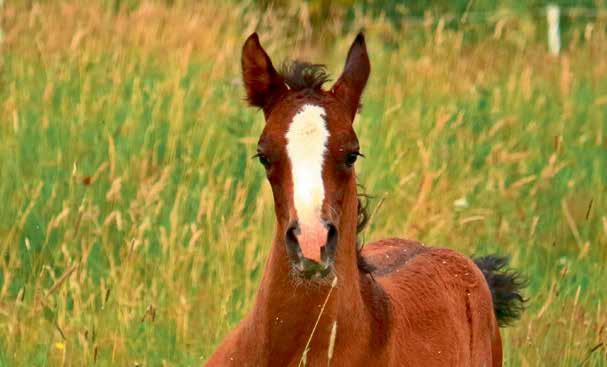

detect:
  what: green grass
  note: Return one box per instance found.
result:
[1,1,606,365]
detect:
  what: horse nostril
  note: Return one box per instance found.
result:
[326,223,337,244]
[285,221,302,264]
[286,221,300,240]
[321,223,338,264]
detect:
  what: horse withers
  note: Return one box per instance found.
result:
[206,33,525,367]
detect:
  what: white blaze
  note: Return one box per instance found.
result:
[286,104,329,225]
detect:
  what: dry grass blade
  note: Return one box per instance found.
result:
[298,276,338,367]
[46,264,78,297]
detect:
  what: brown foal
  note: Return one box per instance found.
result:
[206,33,524,367]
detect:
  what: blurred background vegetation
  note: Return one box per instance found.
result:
[1,0,606,366]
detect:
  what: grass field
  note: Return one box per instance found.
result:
[1,1,606,366]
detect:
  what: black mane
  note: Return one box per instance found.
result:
[280,61,331,91]
[356,188,375,274]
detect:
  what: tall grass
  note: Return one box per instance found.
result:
[0,1,606,365]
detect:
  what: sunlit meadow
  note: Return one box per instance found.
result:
[0,1,606,365]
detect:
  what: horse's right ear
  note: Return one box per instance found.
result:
[241,33,287,116]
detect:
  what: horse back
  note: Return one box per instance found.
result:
[361,238,502,366]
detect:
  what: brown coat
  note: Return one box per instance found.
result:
[206,32,523,367]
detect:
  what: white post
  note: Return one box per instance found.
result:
[0,0,4,46]
[547,4,561,55]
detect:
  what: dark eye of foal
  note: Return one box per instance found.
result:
[345,152,362,167]
[253,153,271,168]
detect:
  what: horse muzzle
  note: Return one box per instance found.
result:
[284,220,337,279]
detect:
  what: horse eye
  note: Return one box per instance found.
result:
[253,153,271,168]
[345,152,361,167]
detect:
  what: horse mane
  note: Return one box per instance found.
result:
[356,188,370,235]
[356,187,376,274]
[279,61,331,91]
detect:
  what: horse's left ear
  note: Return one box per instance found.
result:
[331,33,371,121]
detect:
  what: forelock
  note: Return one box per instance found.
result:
[280,61,331,92]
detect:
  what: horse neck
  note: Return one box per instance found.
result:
[246,178,367,358]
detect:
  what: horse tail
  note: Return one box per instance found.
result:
[474,255,526,327]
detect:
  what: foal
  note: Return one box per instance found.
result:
[206,33,524,367]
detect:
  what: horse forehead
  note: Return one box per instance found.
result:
[263,99,350,149]
[286,104,328,136]
[283,105,329,167]
[283,103,351,138]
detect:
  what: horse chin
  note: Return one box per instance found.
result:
[289,257,335,283]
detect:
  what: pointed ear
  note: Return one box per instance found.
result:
[331,33,371,121]
[241,33,287,116]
